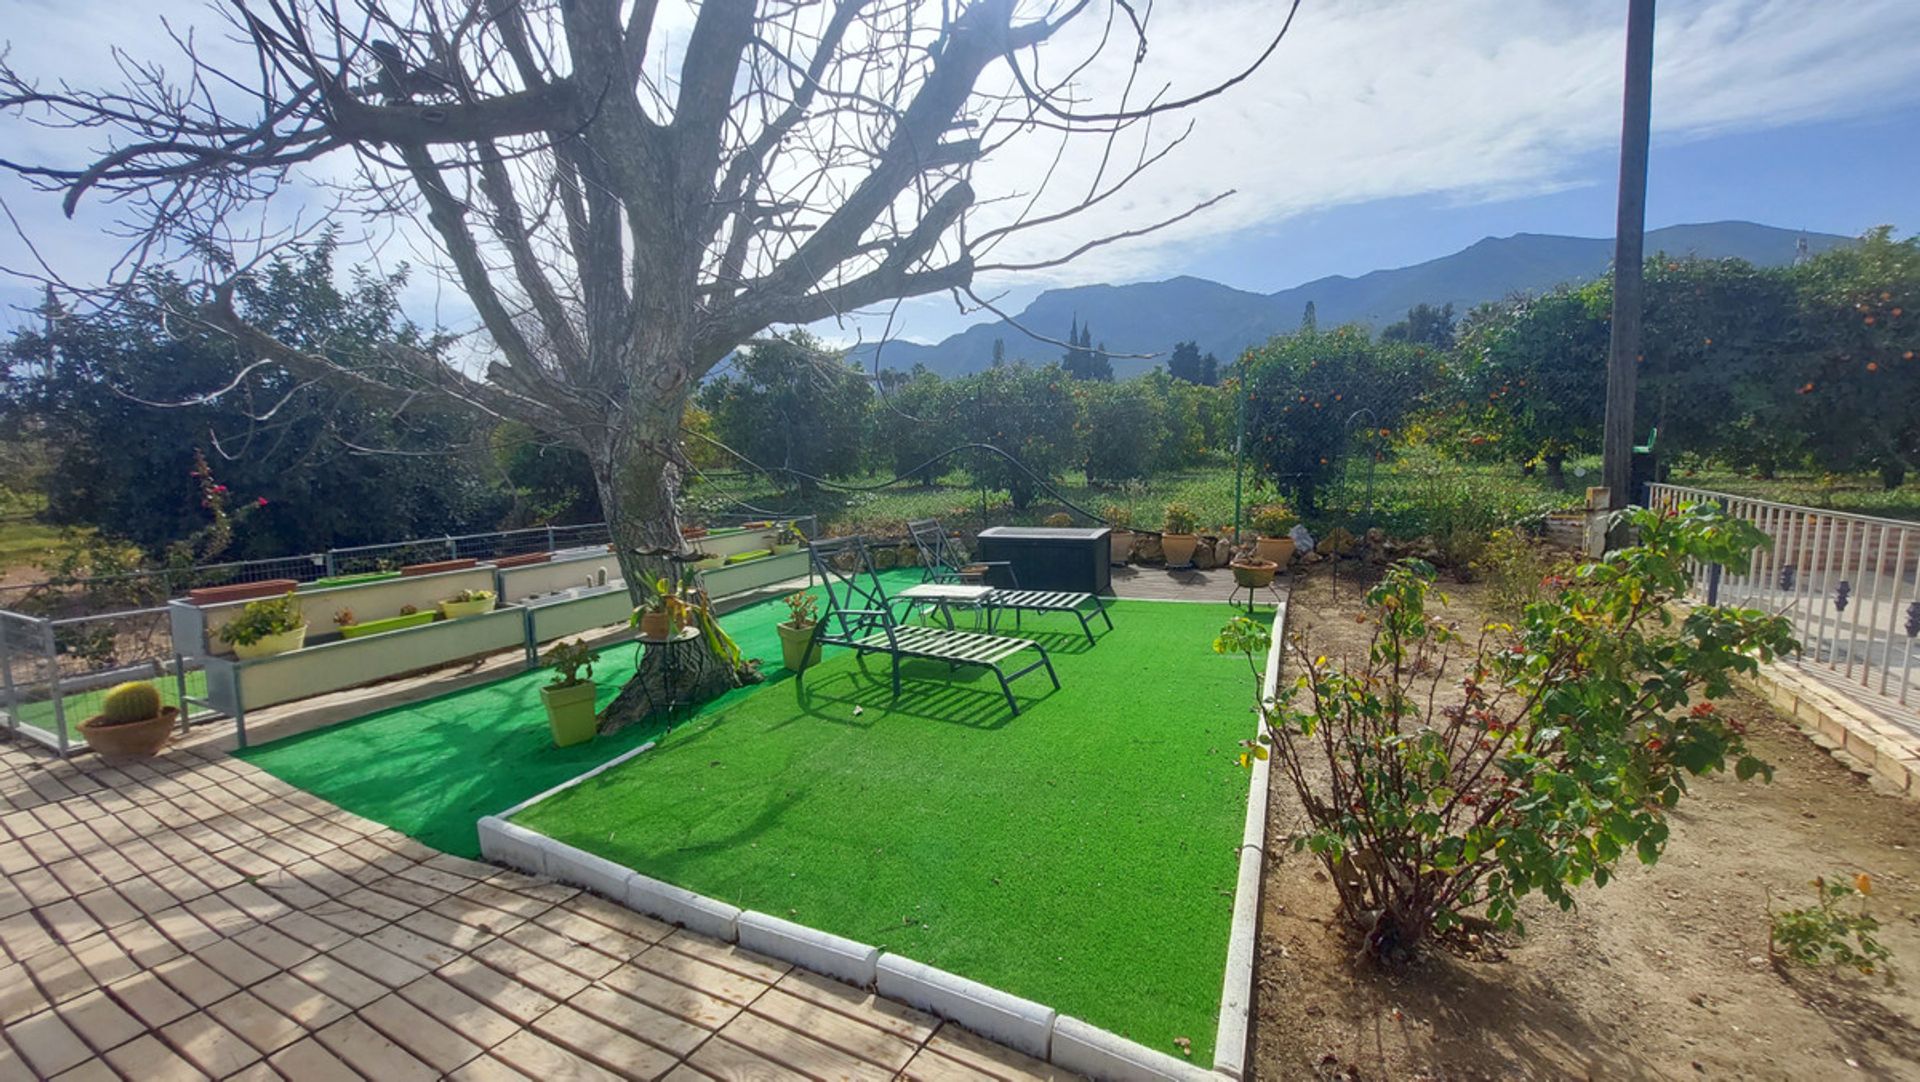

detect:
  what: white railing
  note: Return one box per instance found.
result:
[1648,484,1919,712]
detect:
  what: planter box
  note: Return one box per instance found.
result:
[697,550,808,598]
[724,549,773,565]
[523,584,632,652]
[492,551,553,569]
[307,571,401,590]
[338,611,437,639]
[187,579,299,606]
[200,604,526,724]
[174,565,501,659]
[438,595,497,620]
[495,551,618,605]
[401,558,478,577]
[229,624,308,659]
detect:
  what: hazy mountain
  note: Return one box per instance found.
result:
[849,221,1848,378]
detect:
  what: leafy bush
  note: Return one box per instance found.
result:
[542,639,597,689]
[1473,527,1568,618]
[1215,503,1797,961]
[1250,502,1296,538]
[1077,380,1164,483]
[216,592,306,647]
[1162,501,1198,534]
[1769,873,1893,974]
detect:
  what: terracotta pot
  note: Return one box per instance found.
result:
[1108,528,1135,565]
[188,579,300,606]
[492,551,553,569]
[400,558,478,577]
[78,707,179,758]
[1230,559,1278,589]
[1161,533,1199,567]
[776,621,823,672]
[1255,536,1297,565]
[231,624,307,659]
[540,681,597,747]
[638,611,673,639]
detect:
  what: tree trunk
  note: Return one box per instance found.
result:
[1544,454,1567,490]
[587,397,758,734]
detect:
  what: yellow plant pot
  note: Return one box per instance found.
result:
[231,625,307,659]
[1161,533,1199,567]
[1255,536,1296,565]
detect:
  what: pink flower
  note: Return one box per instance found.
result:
[255,497,269,508]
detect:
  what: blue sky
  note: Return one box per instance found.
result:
[2,0,1919,348]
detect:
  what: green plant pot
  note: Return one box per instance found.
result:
[306,571,402,590]
[725,549,773,565]
[338,611,436,639]
[438,596,497,620]
[776,621,823,672]
[230,625,308,659]
[541,681,598,747]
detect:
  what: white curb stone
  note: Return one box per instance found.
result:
[1051,1016,1220,1082]
[626,871,742,943]
[475,816,548,876]
[542,843,638,901]
[737,911,881,987]
[875,954,1055,1060]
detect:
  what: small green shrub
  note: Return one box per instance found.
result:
[542,639,597,689]
[1101,503,1133,529]
[1216,502,1797,961]
[1250,502,1296,538]
[1043,512,1074,528]
[99,681,162,724]
[1162,501,1198,534]
[1770,874,1893,974]
[783,592,818,628]
[215,592,306,647]
[1474,528,1568,618]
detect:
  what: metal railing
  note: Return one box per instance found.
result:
[0,606,213,755]
[1648,483,1919,711]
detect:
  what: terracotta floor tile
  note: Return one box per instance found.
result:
[360,992,484,1074]
[54,988,145,1055]
[314,1013,439,1082]
[5,1008,93,1078]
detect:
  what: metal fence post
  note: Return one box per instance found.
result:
[44,620,68,755]
[546,525,556,552]
[0,617,17,736]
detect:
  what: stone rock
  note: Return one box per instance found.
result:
[1135,534,1165,564]
[1322,526,1356,556]
[1192,537,1221,570]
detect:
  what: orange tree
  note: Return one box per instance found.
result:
[1242,325,1432,513]
[1784,228,1920,489]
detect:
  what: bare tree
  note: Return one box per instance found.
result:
[2,0,1295,718]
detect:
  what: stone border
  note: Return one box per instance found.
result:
[1743,660,1920,796]
[1212,597,1285,1079]
[477,597,1288,1082]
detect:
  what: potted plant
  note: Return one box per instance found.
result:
[1102,504,1135,565]
[216,592,308,658]
[770,523,804,556]
[76,680,178,757]
[632,576,691,639]
[539,639,598,747]
[1228,543,1279,589]
[1161,502,1200,567]
[439,588,497,620]
[776,592,822,672]
[332,608,355,634]
[1250,502,1298,565]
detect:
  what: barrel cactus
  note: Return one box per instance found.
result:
[99,681,163,724]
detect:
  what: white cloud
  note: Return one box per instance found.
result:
[3,0,1916,343]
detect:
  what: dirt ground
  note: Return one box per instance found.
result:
[1252,564,1920,1081]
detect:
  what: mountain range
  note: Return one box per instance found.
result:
[847,221,1848,379]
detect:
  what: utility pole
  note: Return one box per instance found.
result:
[1602,0,1655,511]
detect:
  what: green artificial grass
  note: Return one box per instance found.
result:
[233,570,924,858]
[513,598,1259,1061]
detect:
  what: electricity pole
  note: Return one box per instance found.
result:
[1602,0,1656,511]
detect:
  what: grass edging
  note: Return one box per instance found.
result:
[477,597,1288,1082]
[1212,595,1286,1079]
